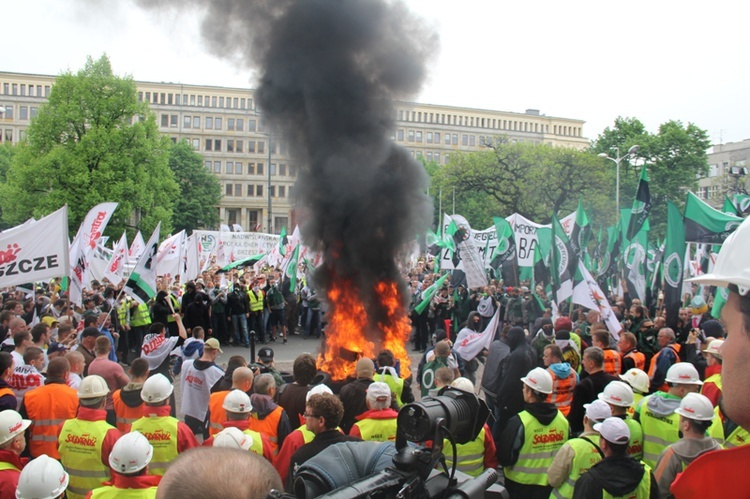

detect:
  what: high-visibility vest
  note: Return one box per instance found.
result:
[299,425,315,444]
[550,437,603,499]
[208,391,230,436]
[712,405,749,448]
[240,428,266,457]
[443,426,487,477]
[131,303,152,327]
[248,406,284,455]
[703,373,722,393]
[603,349,622,376]
[624,417,644,461]
[639,395,680,468]
[23,383,78,458]
[112,389,144,433]
[647,344,680,392]
[90,485,158,499]
[247,290,264,312]
[601,463,652,499]
[117,306,128,328]
[353,417,398,442]
[504,409,569,486]
[547,368,577,417]
[130,415,179,476]
[627,392,645,418]
[58,418,114,499]
[623,350,646,371]
[167,296,180,322]
[374,372,405,408]
[0,461,20,472]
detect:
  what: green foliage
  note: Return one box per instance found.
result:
[0,143,16,231]
[0,55,177,237]
[169,140,221,232]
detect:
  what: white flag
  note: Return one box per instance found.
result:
[453,305,501,361]
[220,224,231,232]
[68,202,118,304]
[443,214,488,290]
[124,223,160,304]
[232,224,243,232]
[185,234,200,282]
[156,231,185,280]
[572,262,622,339]
[129,231,146,260]
[104,232,129,285]
[0,206,69,288]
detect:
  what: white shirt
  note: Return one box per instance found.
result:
[180,359,224,421]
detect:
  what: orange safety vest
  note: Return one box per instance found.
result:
[648,344,681,392]
[623,350,646,371]
[0,387,14,399]
[23,383,78,459]
[208,391,230,437]
[602,348,622,376]
[547,368,577,416]
[247,406,283,455]
[112,390,144,433]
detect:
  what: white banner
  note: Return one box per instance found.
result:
[104,232,128,285]
[442,214,488,289]
[572,262,622,338]
[192,230,280,269]
[0,206,70,288]
[156,230,185,280]
[453,305,501,361]
[129,231,146,261]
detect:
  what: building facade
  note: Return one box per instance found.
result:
[0,71,588,233]
[697,139,750,208]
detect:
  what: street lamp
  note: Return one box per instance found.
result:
[728,165,748,195]
[267,129,273,234]
[598,145,639,224]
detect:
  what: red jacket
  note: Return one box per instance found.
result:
[701,364,722,407]
[273,429,307,486]
[84,473,161,498]
[0,450,26,499]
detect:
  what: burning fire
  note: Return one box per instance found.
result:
[318,279,412,381]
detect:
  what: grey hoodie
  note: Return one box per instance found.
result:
[655,437,722,498]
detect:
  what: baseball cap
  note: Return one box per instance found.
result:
[258,347,274,361]
[47,342,67,355]
[584,399,612,423]
[204,338,223,353]
[366,382,392,401]
[593,417,631,445]
[41,316,59,327]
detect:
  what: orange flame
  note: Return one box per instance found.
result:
[318,278,411,381]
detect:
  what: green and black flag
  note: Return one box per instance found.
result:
[569,199,590,262]
[278,226,288,257]
[684,192,743,244]
[663,201,686,330]
[550,213,574,307]
[489,217,517,282]
[445,219,466,267]
[627,165,651,240]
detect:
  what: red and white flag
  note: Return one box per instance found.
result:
[104,232,129,285]
[69,202,118,304]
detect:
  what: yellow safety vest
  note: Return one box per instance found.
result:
[167,295,180,322]
[712,405,749,448]
[551,437,603,499]
[627,392,645,418]
[0,461,20,472]
[443,427,487,477]
[241,428,266,457]
[353,417,398,442]
[624,417,644,461]
[601,463,652,499]
[130,415,179,477]
[504,409,569,486]
[90,485,158,499]
[703,373,722,392]
[131,303,152,327]
[639,396,681,468]
[58,418,113,499]
[300,425,315,444]
[247,289,264,312]
[374,372,405,408]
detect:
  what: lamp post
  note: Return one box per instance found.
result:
[729,165,748,195]
[267,130,273,234]
[598,145,640,224]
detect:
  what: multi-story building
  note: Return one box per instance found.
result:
[697,139,750,208]
[0,71,588,232]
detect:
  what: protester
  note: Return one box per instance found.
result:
[567,347,618,435]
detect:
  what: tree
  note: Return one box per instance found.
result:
[0,143,16,231]
[169,140,222,232]
[0,55,178,237]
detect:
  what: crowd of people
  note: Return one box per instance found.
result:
[0,229,747,499]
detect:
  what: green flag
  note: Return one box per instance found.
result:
[285,243,300,292]
[490,217,516,270]
[627,165,651,240]
[712,286,729,318]
[550,213,574,306]
[664,201,686,329]
[722,196,740,216]
[684,192,743,244]
[216,253,266,273]
[731,193,750,215]
[278,226,288,256]
[414,274,450,315]
[569,198,590,261]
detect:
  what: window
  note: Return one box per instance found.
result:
[248,141,256,153]
[248,163,255,175]
[397,129,404,141]
[197,95,203,106]
[236,119,244,131]
[19,107,28,120]
[279,164,287,176]
[192,139,199,150]
[235,163,242,175]
[426,152,432,162]
[236,141,243,153]
[435,132,440,143]
[240,98,246,109]
[206,117,213,129]
[227,140,235,153]
[190,95,196,106]
[452,134,458,145]
[11,84,17,95]
[233,97,238,108]
[205,139,213,151]
[212,96,217,107]
[462,135,468,146]
[215,117,223,130]
[258,141,265,154]
[183,116,191,128]
[226,162,234,174]
[193,116,200,128]
[247,185,254,196]
[256,184,263,196]
[279,186,286,198]
[257,163,264,175]
[408,130,415,142]
[170,115,178,127]
[274,217,288,234]
[205,160,211,169]
[270,164,277,175]
[161,114,169,127]
[44,86,51,97]
[214,161,221,173]
[416,131,422,143]
[444,133,450,145]
[249,119,257,132]
[235,183,241,196]
[219,97,224,108]
[4,130,12,142]
[426,132,433,143]
[226,184,233,196]
[269,186,276,197]
[214,139,222,151]
[469,135,475,146]
[228,118,235,131]
[2,83,8,94]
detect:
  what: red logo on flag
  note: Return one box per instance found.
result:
[0,244,21,265]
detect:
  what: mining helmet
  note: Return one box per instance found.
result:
[213,427,253,451]
[674,393,715,421]
[665,362,704,386]
[109,431,153,474]
[0,410,31,446]
[16,454,70,499]
[598,381,635,408]
[78,375,110,399]
[619,368,650,394]
[222,389,253,414]
[141,373,174,403]
[520,367,553,395]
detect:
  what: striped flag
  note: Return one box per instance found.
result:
[124,223,160,304]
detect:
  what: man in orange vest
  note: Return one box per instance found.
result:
[248,373,292,456]
[112,358,150,432]
[593,330,621,376]
[19,357,78,459]
[349,382,398,441]
[207,366,254,437]
[202,390,274,461]
[618,332,646,373]
[543,344,579,417]
[648,328,680,393]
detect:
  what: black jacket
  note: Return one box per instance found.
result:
[226,289,249,316]
[481,337,511,399]
[567,370,618,434]
[573,455,659,499]
[494,328,536,422]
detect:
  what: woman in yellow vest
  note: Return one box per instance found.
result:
[89,431,161,498]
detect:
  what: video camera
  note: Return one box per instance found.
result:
[282,386,507,499]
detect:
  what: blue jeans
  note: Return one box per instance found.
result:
[231,314,249,345]
[305,309,321,337]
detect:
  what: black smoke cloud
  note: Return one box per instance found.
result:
[136,0,435,322]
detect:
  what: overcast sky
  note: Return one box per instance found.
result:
[5,0,749,146]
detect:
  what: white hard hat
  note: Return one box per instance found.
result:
[619,368,650,394]
[598,381,635,408]
[306,384,333,402]
[702,339,724,358]
[213,427,253,451]
[451,377,475,393]
[222,390,253,414]
[141,374,174,403]
[77,375,110,399]
[689,218,750,295]
[0,410,31,446]
[674,393,715,421]
[109,431,153,474]
[521,367,553,395]
[15,454,69,499]
[666,362,704,386]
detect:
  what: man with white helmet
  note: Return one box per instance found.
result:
[700,338,724,407]
[207,366,253,437]
[58,375,122,499]
[619,368,650,417]
[349,382,398,442]
[273,384,332,485]
[670,214,750,497]
[130,373,198,477]
[212,427,255,451]
[87,431,160,498]
[15,454,69,499]
[201,389,273,461]
[635,362,706,468]
[548,399,611,499]
[653,393,721,498]
[499,367,570,499]
[0,410,31,496]
[598,381,644,461]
